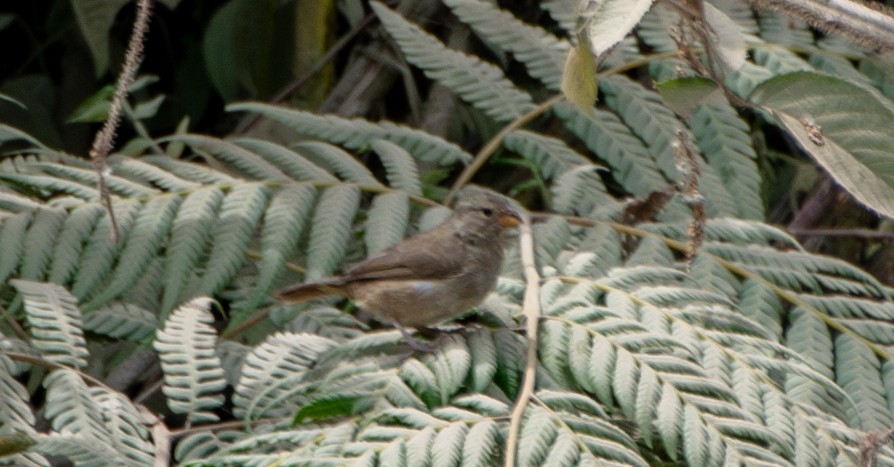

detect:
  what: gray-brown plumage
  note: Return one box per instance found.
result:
[278,191,521,340]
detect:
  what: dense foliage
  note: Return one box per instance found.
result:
[2,0,894,465]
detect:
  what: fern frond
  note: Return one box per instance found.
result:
[503,130,596,180]
[600,75,738,217]
[141,155,238,184]
[551,165,615,217]
[19,208,66,281]
[70,201,141,300]
[233,332,338,419]
[227,102,473,165]
[83,194,181,310]
[306,185,361,280]
[0,355,36,436]
[231,137,337,182]
[46,204,104,285]
[282,305,366,340]
[38,162,158,197]
[690,103,764,220]
[108,154,202,191]
[369,139,422,196]
[89,387,154,464]
[197,183,270,295]
[370,1,536,123]
[12,280,88,369]
[173,134,291,181]
[554,103,669,199]
[365,192,410,254]
[0,173,99,200]
[834,333,892,431]
[34,433,120,467]
[43,370,116,453]
[0,212,29,285]
[443,0,568,91]
[153,297,226,425]
[82,302,157,341]
[160,186,224,318]
[296,142,382,186]
[236,183,317,315]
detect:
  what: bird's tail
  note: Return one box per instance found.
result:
[277,278,347,303]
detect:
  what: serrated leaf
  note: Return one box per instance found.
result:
[306,185,361,280]
[12,280,88,369]
[365,192,410,254]
[153,297,226,424]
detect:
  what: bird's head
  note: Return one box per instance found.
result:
[452,190,522,241]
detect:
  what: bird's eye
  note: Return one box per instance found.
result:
[481,208,494,217]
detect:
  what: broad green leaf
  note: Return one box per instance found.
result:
[657,77,725,116]
[751,72,894,219]
[561,43,597,115]
[70,0,129,76]
[584,0,655,56]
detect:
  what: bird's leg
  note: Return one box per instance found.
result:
[394,324,437,353]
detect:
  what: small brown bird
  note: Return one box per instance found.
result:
[278,190,521,348]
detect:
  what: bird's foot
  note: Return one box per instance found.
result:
[397,326,437,353]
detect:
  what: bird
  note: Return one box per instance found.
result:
[278,190,522,349]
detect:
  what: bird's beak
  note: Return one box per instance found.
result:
[498,209,523,228]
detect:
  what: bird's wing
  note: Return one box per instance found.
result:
[342,230,465,281]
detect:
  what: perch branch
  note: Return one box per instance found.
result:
[505,213,541,467]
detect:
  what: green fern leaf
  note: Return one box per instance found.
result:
[47,204,104,286]
[160,186,225,318]
[39,162,158,197]
[198,183,269,295]
[43,370,116,455]
[0,355,36,437]
[400,358,440,408]
[551,165,614,217]
[504,130,596,180]
[370,139,422,196]
[691,103,764,220]
[227,102,473,165]
[108,155,202,191]
[83,194,181,310]
[172,134,291,181]
[0,212,30,285]
[12,280,88,369]
[233,332,337,419]
[153,297,226,424]
[306,185,361,280]
[35,433,120,467]
[237,183,317,315]
[89,387,154,464]
[297,141,382,186]
[82,302,157,341]
[365,192,410,255]
[600,75,738,217]
[466,329,497,393]
[443,0,568,91]
[422,334,471,405]
[370,1,536,123]
[231,138,337,182]
[555,103,668,199]
[0,173,99,200]
[142,155,238,184]
[835,333,892,430]
[19,208,66,281]
[70,201,141,300]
